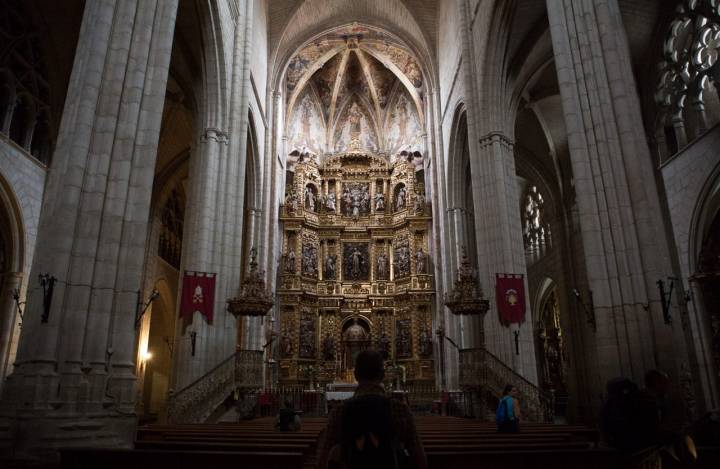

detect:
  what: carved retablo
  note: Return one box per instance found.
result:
[279,150,433,386]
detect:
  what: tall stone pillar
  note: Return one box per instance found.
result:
[171,0,254,389]
[546,0,689,389]
[459,0,537,381]
[0,0,178,459]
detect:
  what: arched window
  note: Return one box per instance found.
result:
[655,1,720,159]
[522,185,551,253]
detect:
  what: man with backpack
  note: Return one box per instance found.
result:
[319,350,427,469]
[496,384,520,433]
[277,399,301,431]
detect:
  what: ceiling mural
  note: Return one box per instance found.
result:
[284,24,425,163]
[362,41,423,92]
[288,90,327,156]
[310,52,343,118]
[286,41,337,93]
[333,98,379,153]
[385,91,423,157]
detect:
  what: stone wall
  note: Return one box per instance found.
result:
[660,124,720,412]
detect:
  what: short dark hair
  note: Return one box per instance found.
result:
[354,349,385,382]
[502,384,514,396]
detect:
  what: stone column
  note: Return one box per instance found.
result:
[0,0,178,459]
[459,0,537,380]
[0,272,22,394]
[546,0,689,387]
[171,0,254,388]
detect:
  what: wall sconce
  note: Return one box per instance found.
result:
[656,278,675,325]
[135,288,159,329]
[189,331,197,357]
[12,288,25,326]
[572,288,596,331]
[39,273,56,323]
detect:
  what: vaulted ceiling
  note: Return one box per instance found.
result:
[284,24,426,158]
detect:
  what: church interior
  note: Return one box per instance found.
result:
[0,0,719,467]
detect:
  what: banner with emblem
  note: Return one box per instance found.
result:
[180,271,217,324]
[495,273,526,326]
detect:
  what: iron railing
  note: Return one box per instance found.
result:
[459,347,554,422]
[166,349,263,423]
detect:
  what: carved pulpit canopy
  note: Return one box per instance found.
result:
[444,248,489,316]
[227,248,274,317]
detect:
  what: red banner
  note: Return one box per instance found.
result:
[180,271,216,324]
[496,273,526,325]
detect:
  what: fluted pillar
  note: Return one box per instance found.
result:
[0,0,178,459]
[458,0,537,382]
[171,0,255,389]
[546,0,690,389]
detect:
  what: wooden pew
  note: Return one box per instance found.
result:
[60,448,304,469]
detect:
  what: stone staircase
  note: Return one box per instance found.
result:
[166,349,263,424]
[459,347,554,422]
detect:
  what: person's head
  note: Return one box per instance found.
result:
[502,384,517,397]
[284,400,293,409]
[645,369,671,397]
[354,349,385,383]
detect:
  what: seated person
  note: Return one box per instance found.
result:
[277,399,301,431]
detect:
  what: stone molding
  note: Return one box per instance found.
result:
[201,127,230,144]
[478,131,514,150]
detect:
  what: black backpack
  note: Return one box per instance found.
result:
[339,394,410,469]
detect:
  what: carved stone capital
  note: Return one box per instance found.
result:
[201,127,229,144]
[478,131,514,150]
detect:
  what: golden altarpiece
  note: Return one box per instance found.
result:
[278,146,434,387]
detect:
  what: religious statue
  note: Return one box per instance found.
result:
[394,243,410,278]
[378,333,391,360]
[396,320,412,357]
[285,192,298,214]
[414,193,425,214]
[322,333,335,361]
[299,317,316,358]
[351,248,363,278]
[284,249,296,273]
[305,186,316,212]
[326,192,336,212]
[351,194,361,219]
[419,328,432,357]
[396,187,406,210]
[376,252,388,279]
[342,187,352,213]
[301,243,317,277]
[324,254,337,280]
[281,330,293,358]
[416,248,427,274]
[374,192,385,211]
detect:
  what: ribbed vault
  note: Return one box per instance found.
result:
[285,24,426,160]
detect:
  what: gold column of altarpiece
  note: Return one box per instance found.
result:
[278,151,434,387]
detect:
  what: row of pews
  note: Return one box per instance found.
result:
[61,417,326,469]
[60,415,717,468]
[415,416,616,469]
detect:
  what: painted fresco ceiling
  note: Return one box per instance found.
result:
[285,24,425,163]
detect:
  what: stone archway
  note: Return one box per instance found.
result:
[0,174,24,393]
[341,318,371,378]
[695,210,720,389]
